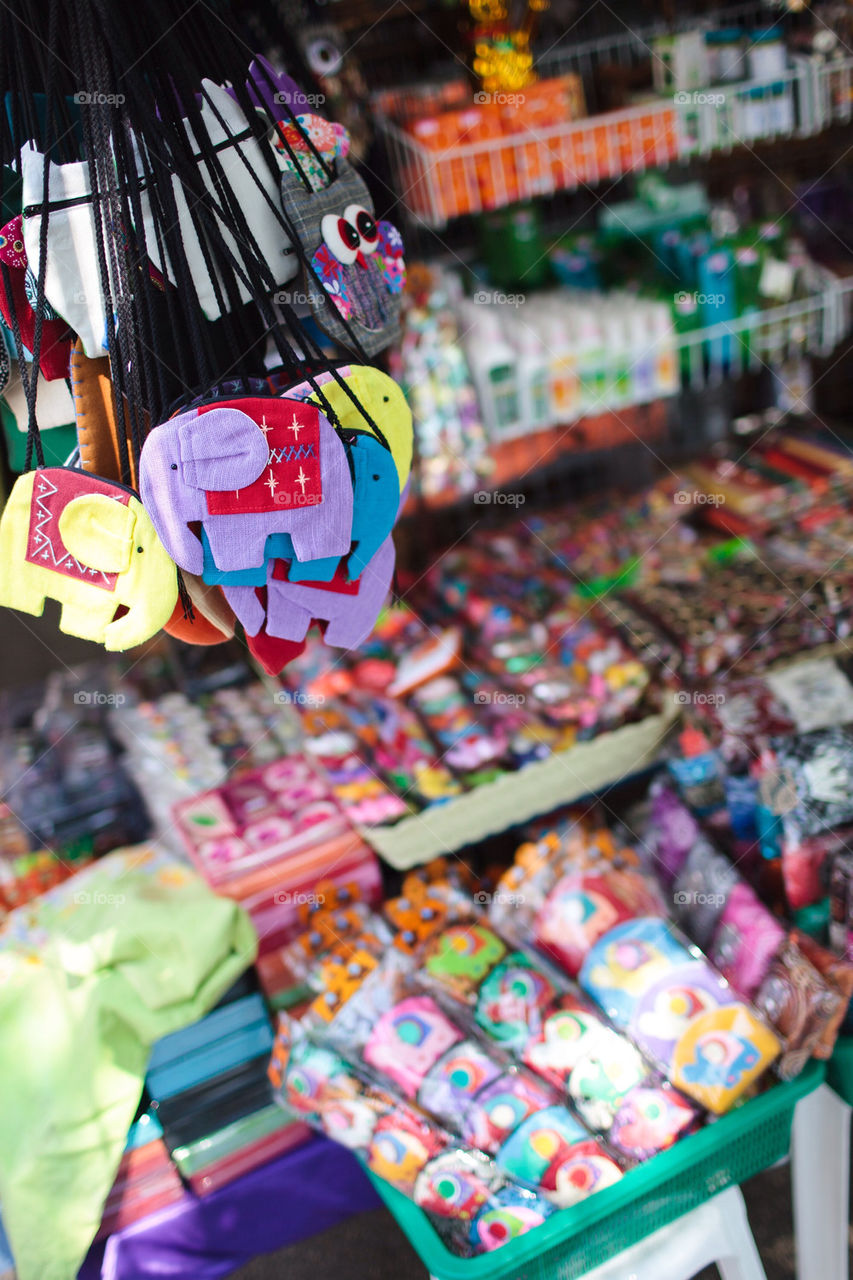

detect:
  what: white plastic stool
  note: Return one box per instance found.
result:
[577,1185,767,1280]
[790,1082,852,1280]
[429,1184,767,1280]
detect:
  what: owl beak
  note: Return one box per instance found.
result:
[354,250,369,270]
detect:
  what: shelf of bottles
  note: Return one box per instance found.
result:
[677,268,853,389]
[400,272,853,510]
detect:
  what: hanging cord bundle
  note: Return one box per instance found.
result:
[0,0,392,477]
[0,0,409,672]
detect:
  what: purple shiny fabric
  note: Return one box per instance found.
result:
[79,1138,379,1280]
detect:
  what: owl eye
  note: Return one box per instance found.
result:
[344,203,379,254]
[305,36,344,76]
[321,213,360,265]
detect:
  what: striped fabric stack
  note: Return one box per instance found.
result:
[146,977,309,1196]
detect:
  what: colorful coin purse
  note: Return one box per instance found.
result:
[0,467,178,650]
[534,868,665,977]
[139,396,353,577]
[280,158,405,357]
[580,917,781,1113]
[496,1107,622,1208]
[270,1014,554,1260]
[140,389,402,653]
[201,429,399,586]
[419,922,697,1160]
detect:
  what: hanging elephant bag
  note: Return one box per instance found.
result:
[138,395,354,579]
[0,466,178,651]
[221,533,397,652]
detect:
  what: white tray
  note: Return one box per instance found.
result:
[358,707,675,869]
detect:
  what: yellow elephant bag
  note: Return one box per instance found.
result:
[0,466,178,651]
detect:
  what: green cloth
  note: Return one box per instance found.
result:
[0,846,257,1280]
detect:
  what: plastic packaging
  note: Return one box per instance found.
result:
[301,945,625,1205]
[415,919,699,1159]
[269,1015,555,1256]
[579,915,781,1113]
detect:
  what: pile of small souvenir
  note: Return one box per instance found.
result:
[263,790,852,1258]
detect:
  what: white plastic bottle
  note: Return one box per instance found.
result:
[575,301,606,416]
[648,300,680,396]
[598,301,628,410]
[542,305,580,424]
[505,312,552,433]
[461,307,521,441]
[628,302,658,404]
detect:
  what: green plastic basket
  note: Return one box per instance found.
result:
[367,1062,824,1280]
[827,1036,853,1107]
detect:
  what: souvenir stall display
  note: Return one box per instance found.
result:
[5,2,853,1280]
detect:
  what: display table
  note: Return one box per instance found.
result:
[369,1064,825,1280]
[76,1064,842,1280]
[79,1137,380,1280]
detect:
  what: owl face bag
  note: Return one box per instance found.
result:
[280,157,405,358]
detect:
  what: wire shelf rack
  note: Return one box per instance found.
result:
[676,269,853,388]
[374,56,853,229]
[536,2,770,105]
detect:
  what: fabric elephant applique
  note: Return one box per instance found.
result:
[0,468,178,650]
[200,431,399,588]
[280,158,405,358]
[223,534,396,651]
[138,397,353,577]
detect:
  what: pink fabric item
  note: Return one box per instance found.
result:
[710,882,786,1000]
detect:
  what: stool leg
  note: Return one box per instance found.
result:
[715,1186,769,1280]
[791,1083,851,1280]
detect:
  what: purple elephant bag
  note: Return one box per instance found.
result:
[138,397,354,577]
[224,535,396,651]
[139,388,401,658]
